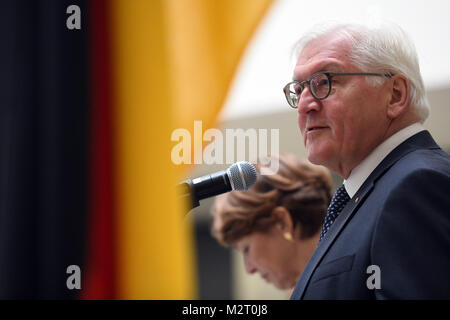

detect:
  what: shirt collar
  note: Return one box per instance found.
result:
[344,122,425,198]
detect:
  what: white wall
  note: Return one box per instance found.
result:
[220,0,450,121]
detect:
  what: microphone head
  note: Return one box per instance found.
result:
[226,161,258,191]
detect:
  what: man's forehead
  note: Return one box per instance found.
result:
[293,61,345,81]
[292,35,352,80]
[299,33,351,59]
[298,61,344,72]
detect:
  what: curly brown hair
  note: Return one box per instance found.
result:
[211,154,332,246]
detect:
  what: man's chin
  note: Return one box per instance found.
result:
[306,150,327,166]
[306,143,335,164]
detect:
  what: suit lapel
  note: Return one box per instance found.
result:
[291,182,373,299]
[290,130,440,300]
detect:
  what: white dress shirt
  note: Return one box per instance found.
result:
[344,122,426,198]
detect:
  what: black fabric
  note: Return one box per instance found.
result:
[0,0,89,299]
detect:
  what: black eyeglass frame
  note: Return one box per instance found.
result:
[283,72,393,108]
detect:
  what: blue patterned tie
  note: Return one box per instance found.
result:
[319,184,350,242]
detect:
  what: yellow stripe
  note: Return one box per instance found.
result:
[110,0,196,299]
[167,0,273,131]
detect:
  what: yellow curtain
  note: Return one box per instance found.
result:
[110,0,273,299]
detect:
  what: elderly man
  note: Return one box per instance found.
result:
[284,23,450,299]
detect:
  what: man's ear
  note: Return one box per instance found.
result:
[272,206,294,234]
[386,74,410,119]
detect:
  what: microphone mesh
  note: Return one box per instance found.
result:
[228,162,258,191]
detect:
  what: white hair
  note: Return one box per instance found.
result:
[293,22,430,122]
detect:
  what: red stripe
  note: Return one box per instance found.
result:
[82,0,116,299]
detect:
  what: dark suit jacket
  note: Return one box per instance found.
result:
[291,131,450,299]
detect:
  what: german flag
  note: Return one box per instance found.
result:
[0,0,272,299]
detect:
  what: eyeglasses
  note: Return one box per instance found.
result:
[283,72,392,108]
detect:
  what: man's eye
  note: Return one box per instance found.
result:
[293,84,302,95]
[311,74,329,88]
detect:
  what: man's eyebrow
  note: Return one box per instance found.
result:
[320,63,344,72]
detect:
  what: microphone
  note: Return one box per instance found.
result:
[178,161,258,211]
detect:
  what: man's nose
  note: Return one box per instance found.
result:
[244,256,257,274]
[297,86,321,114]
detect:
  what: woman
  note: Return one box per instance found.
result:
[211,154,332,290]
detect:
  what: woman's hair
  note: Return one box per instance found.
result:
[211,154,332,246]
[292,22,430,123]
